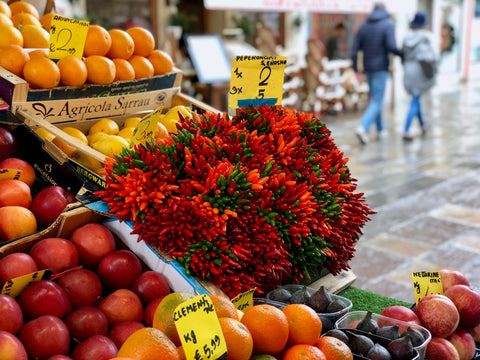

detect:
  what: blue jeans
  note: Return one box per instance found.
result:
[404,95,425,133]
[360,71,389,132]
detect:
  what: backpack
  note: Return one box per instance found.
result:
[415,38,438,79]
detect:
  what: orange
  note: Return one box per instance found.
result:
[0,13,13,26]
[210,295,239,320]
[147,49,174,76]
[0,24,23,47]
[128,55,154,79]
[28,48,48,58]
[177,346,186,360]
[39,12,56,31]
[19,24,49,48]
[84,55,116,85]
[314,336,353,360]
[126,26,155,57]
[282,304,323,346]
[152,291,195,346]
[52,136,76,156]
[11,12,40,28]
[62,127,88,145]
[112,58,135,81]
[57,55,88,86]
[107,29,134,60]
[23,57,60,89]
[0,44,29,77]
[9,1,39,19]
[241,304,289,355]
[109,358,136,360]
[283,344,327,360]
[219,317,253,360]
[83,24,111,57]
[0,1,11,18]
[117,327,181,360]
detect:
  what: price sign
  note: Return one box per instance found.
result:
[130,106,164,146]
[0,169,22,181]
[231,287,256,311]
[1,270,52,298]
[174,294,227,360]
[49,15,89,59]
[412,271,443,305]
[229,56,287,109]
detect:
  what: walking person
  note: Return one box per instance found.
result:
[351,2,403,144]
[402,10,437,140]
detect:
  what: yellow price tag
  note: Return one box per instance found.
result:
[49,15,89,59]
[0,169,22,181]
[174,294,227,360]
[130,107,164,146]
[231,287,256,311]
[229,56,287,109]
[1,270,52,298]
[412,271,443,305]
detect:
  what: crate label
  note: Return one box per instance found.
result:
[0,169,22,181]
[174,294,227,360]
[49,15,89,59]
[1,270,52,298]
[229,56,287,109]
[131,106,164,146]
[231,287,256,311]
[412,271,443,305]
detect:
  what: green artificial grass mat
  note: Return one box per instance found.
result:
[338,286,414,314]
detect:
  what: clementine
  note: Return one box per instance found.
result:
[107,29,134,60]
[210,295,239,320]
[19,24,49,48]
[39,12,56,31]
[52,136,76,156]
[219,317,254,360]
[23,56,60,89]
[177,345,186,360]
[57,55,88,86]
[314,336,353,360]
[126,26,155,57]
[9,1,39,19]
[83,24,111,57]
[112,58,135,81]
[83,55,116,85]
[282,304,323,345]
[11,12,40,28]
[0,24,23,47]
[147,49,174,75]
[117,327,181,360]
[0,1,11,18]
[0,44,29,77]
[283,344,327,360]
[28,48,48,58]
[128,55,154,79]
[0,12,13,26]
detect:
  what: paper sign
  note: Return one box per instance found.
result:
[130,106,164,146]
[49,15,89,59]
[229,56,287,109]
[0,97,8,110]
[174,294,227,360]
[231,287,256,311]
[412,271,443,305]
[0,169,22,181]
[1,270,52,298]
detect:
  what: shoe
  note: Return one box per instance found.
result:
[403,133,414,141]
[356,127,369,144]
[421,126,428,136]
[377,131,388,140]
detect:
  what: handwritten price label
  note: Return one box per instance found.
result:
[229,56,287,109]
[412,271,443,305]
[174,294,227,360]
[0,168,22,181]
[231,287,256,311]
[130,106,164,146]
[49,15,89,59]
[1,270,52,298]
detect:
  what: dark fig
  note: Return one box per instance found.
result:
[346,330,374,356]
[268,287,292,303]
[386,334,414,360]
[289,285,311,304]
[356,311,379,334]
[319,315,333,333]
[326,298,347,313]
[367,343,392,360]
[376,325,400,341]
[307,286,332,312]
[400,327,425,347]
[323,329,349,344]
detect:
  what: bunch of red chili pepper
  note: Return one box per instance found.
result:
[95,105,373,297]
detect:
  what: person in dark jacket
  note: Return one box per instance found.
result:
[352,2,403,144]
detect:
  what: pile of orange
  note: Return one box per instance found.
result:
[0,1,175,89]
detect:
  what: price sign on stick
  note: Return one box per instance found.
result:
[229,56,287,109]
[412,271,443,305]
[231,287,256,311]
[49,15,89,59]
[174,294,227,360]
[130,106,164,146]
[1,270,52,298]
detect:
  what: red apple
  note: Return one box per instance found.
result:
[0,252,38,288]
[447,328,476,360]
[19,315,70,360]
[0,329,28,360]
[0,294,23,334]
[130,270,171,305]
[439,269,470,292]
[416,294,459,338]
[378,305,422,332]
[48,356,72,360]
[469,322,480,342]
[0,206,37,242]
[29,237,79,274]
[425,337,460,360]
[68,223,116,269]
[0,179,32,208]
[144,295,166,327]
[97,250,142,290]
[30,186,76,227]
[97,288,143,327]
[70,335,117,360]
[55,268,102,309]
[17,280,72,320]
[0,158,35,187]
[64,306,109,343]
[444,284,480,330]
[108,321,145,349]
[0,128,19,161]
